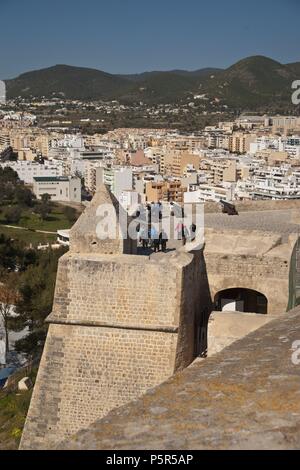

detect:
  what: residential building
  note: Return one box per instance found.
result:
[145,181,186,203]
[96,166,133,199]
[0,160,64,184]
[184,183,235,203]
[33,176,81,203]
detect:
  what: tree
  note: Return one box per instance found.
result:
[0,167,19,184]
[0,234,37,275]
[4,205,22,224]
[63,206,77,224]
[0,234,20,272]
[0,283,18,363]
[35,193,53,221]
[41,193,51,205]
[15,186,35,207]
[13,247,67,357]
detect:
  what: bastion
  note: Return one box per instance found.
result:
[58,305,300,450]
[20,185,210,450]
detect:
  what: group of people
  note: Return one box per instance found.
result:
[138,225,169,253]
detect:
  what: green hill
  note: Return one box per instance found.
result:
[4,56,300,109]
[199,56,300,108]
[5,64,132,100]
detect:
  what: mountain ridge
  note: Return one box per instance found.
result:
[3,56,300,109]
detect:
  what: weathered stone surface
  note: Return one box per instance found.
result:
[207,311,274,356]
[58,307,300,450]
[20,194,299,450]
[20,187,210,450]
[204,228,296,315]
[69,184,137,255]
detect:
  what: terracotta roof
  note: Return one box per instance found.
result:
[130,150,152,167]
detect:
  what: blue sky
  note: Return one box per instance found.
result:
[0,0,300,78]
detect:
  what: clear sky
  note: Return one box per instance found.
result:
[0,0,300,78]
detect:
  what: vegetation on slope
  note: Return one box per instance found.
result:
[0,368,37,450]
[5,56,300,110]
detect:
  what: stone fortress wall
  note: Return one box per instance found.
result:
[57,306,300,450]
[20,187,300,449]
[20,186,209,450]
[204,228,297,315]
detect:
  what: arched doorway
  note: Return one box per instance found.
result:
[214,288,268,314]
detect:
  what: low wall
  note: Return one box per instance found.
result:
[207,311,273,356]
[205,199,300,214]
[205,252,290,315]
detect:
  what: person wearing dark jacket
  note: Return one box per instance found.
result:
[159,230,168,252]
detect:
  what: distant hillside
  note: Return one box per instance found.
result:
[118,67,222,81]
[287,61,300,76]
[4,56,300,109]
[5,64,132,101]
[116,71,204,104]
[198,56,300,109]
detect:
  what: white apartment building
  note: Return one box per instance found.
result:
[249,137,279,154]
[184,183,235,203]
[250,136,300,158]
[33,176,81,203]
[0,160,64,185]
[119,190,141,210]
[235,165,300,200]
[96,166,133,199]
[50,134,85,150]
[252,180,300,200]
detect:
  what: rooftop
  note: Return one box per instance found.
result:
[33,176,70,182]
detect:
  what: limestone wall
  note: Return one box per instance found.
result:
[20,324,178,449]
[50,253,182,329]
[205,199,300,214]
[205,252,290,315]
[207,311,274,356]
[57,307,300,450]
[20,247,205,450]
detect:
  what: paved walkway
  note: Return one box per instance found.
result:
[1,224,56,235]
[205,209,300,237]
[136,208,300,258]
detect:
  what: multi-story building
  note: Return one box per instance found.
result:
[145,180,186,204]
[184,183,235,203]
[209,160,237,184]
[229,133,256,154]
[0,129,10,151]
[271,116,300,135]
[0,160,64,185]
[33,176,81,203]
[160,151,200,177]
[96,166,133,199]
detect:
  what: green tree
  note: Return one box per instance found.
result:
[15,186,35,208]
[35,193,53,221]
[4,206,22,224]
[41,193,51,205]
[13,247,67,357]
[0,234,20,272]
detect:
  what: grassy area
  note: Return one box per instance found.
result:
[0,368,37,450]
[0,203,74,232]
[0,225,56,246]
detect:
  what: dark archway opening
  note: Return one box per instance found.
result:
[214,288,268,315]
